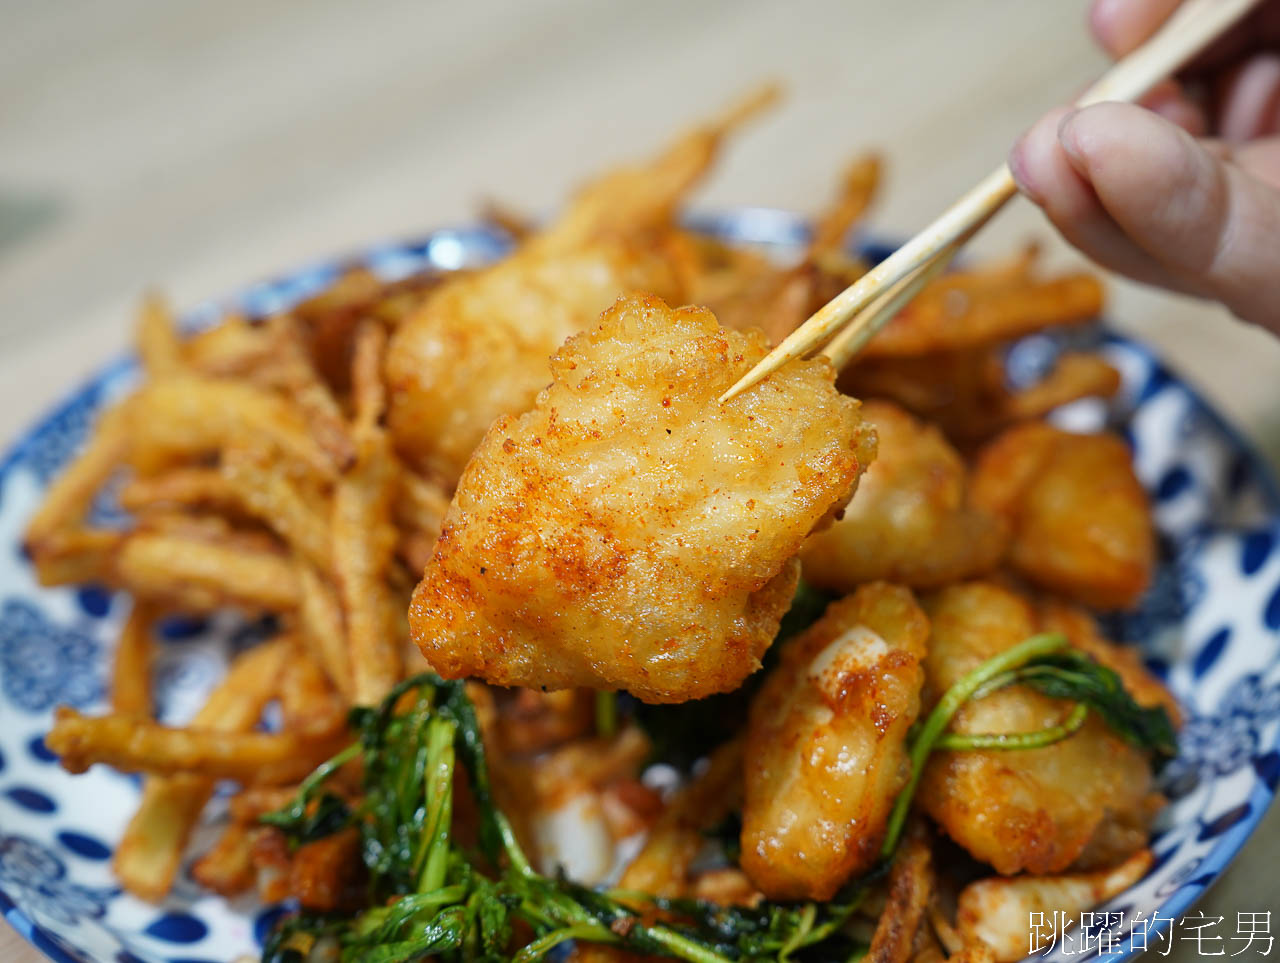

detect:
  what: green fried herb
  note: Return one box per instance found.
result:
[261,671,872,963]
[261,624,1175,963]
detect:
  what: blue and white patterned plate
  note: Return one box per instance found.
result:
[0,214,1277,963]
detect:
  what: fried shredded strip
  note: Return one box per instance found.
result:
[183,314,275,376]
[49,705,344,783]
[111,602,158,718]
[118,467,237,513]
[256,314,356,471]
[28,528,124,587]
[111,638,290,901]
[278,641,347,737]
[126,375,335,480]
[616,739,744,899]
[191,821,257,898]
[220,444,332,571]
[24,402,131,552]
[809,154,882,257]
[867,825,935,963]
[134,292,185,379]
[294,558,353,698]
[858,257,1103,359]
[115,528,300,612]
[334,321,401,704]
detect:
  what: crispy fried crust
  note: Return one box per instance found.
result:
[409,295,873,703]
[970,424,1155,609]
[741,583,929,899]
[385,240,683,485]
[918,582,1160,875]
[801,401,1007,591]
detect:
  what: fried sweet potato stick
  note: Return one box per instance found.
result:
[111,602,158,718]
[24,402,130,550]
[295,558,353,698]
[191,821,256,898]
[28,529,124,587]
[134,291,184,379]
[335,322,400,704]
[858,264,1104,360]
[256,314,356,471]
[278,642,348,733]
[110,638,290,901]
[116,529,300,612]
[127,375,334,479]
[868,826,935,963]
[536,84,780,252]
[809,154,882,257]
[220,444,332,571]
[616,739,743,899]
[49,706,342,783]
[183,314,275,376]
[118,468,237,513]
[999,352,1121,422]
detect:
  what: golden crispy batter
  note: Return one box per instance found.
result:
[410,295,873,703]
[741,583,929,900]
[386,88,777,484]
[918,582,1161,876]
[385,240,683,483]
[971,424,1155,609]
[801,401,1007,591]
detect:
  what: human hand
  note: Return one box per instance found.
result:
[1008,0,1280,333]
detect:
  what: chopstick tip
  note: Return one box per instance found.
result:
[719,367,767,405]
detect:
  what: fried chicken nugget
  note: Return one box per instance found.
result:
[970,424,1155,609]
[918,582,1163,876]
[801,401,1007,591]
[409,295,873,703]
[741,583,930,900]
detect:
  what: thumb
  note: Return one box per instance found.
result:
[1058,102,1280,333]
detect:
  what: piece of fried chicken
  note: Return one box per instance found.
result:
[409,294,874,703]
[800,400,1007,591]
[918,582,1168,876]
[970,424,1155,609]
[385,88,776,485]
[741,582,930,900]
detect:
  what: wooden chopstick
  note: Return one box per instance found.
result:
[720,0,1263,403]
[821,244,957,370]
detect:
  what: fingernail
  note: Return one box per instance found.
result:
[1057,110,1085,168]
[1008,136,1043,203]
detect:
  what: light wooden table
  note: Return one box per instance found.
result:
[2,1,1277,960]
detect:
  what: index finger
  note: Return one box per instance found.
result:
[1090,0,1185,57]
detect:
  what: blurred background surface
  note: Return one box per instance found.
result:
[1,1,1276,959]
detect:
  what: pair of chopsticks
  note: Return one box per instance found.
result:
[721,0,1264,402]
